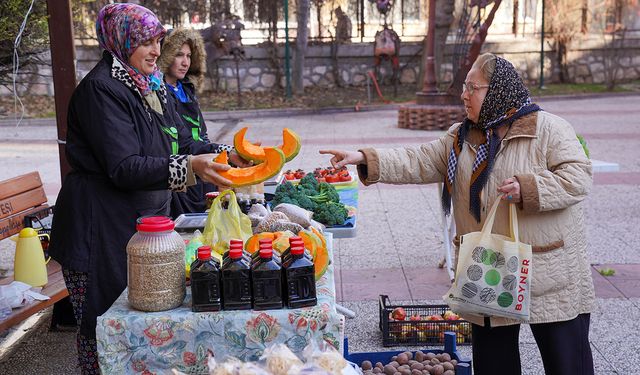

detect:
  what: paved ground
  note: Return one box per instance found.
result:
[1,94,639,374]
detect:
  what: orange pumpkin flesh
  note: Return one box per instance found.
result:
[213,147,285,187]
[234,127,301,163]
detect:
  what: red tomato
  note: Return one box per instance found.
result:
[294,170,306,179]
[339,173,351,182]
[325,174,340,183]
[284,173,295,180]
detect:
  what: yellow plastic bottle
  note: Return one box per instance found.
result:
[14,228,48,287]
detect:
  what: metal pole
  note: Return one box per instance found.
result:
[539,0,545,89]
[283,0,292,99]
[360,0,365,42]
[421,0,437,93]
[46,0,76,183]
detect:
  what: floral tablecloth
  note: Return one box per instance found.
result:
[96,234,344,375]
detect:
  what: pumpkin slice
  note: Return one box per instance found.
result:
[234,127,301,163]
[309,227,327,250]
[277,128,301,162]
[298,229,322,260]
[213,148,285,187]
[313,243,329,281]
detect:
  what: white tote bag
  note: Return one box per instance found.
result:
[444,199,532,320]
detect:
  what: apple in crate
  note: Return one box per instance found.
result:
[391,307,407,321]
[443,310,460,320]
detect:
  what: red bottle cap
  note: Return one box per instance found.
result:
[258,238,273,246]
[136,216,174,232]
[229,248,243,259]
[197,246,212,260]
[259,248,273,259]
[289,236,302,244]
[290,244,305,256]
[229,239,243,247]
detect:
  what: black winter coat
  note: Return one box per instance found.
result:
[49,52,203,338]
[168,79,231,217]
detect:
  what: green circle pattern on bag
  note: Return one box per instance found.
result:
[465,246,517,307]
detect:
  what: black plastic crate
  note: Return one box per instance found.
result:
[379,295,472,347]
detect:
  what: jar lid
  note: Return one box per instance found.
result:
[229,239,243,247]
[136,216,175,232]
[291,244,305,256]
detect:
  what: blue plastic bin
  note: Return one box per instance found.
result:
[344,332,472,375]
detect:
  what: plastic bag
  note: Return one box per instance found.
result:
[203,190,252,255]
[185,230,203,278]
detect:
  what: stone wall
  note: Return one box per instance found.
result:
[4,35,640,96]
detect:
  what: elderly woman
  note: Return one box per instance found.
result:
[158,28,247,216]
[321,53,595,375]
[48,4,231,374]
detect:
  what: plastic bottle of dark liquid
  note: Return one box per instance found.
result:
[221,245,253,310]
[251,238,281,266]
[283,242,317,309]
[223,239,251,266]
[251,241,284,310]
[281,236,313,264]
[190,245,222,312]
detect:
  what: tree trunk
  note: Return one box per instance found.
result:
[447,0,502,97]
[293,0,311,94]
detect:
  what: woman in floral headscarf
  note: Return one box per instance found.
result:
[321,53,595,374]
[49,4,231,374]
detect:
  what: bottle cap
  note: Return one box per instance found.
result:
[291,244,305,256]
[197,246,212,260]
[258,238,273,246]
[288,236,302,245]
[229,239,244,247]
[229,247,243,259]
[259,248,273,259]
[136,216,174,232]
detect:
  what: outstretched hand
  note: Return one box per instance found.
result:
[190,154,232,187]
[319,149,366,169]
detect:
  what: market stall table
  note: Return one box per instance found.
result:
[96,234,344,374]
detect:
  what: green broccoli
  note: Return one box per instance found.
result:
[308,182,340,204]
[313,201,349,226]
[299,173,319,190]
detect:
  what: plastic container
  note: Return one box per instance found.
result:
[344,333,472,375]
[379,295,472,346]
[190,245,222,312]
[221,246,253,310]
[127,216,185,312]
[283,242,317,309]
[251,243,283,310]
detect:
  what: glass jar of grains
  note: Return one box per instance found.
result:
[127,216,186,311]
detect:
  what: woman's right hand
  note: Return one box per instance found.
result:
[319,149,366,168]
[190,154,232,187]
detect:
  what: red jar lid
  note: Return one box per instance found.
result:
[229,248,243,259]
[291,245,305,256]
[136,216,175,232]
[197,246,212,260]
[229,239,243,247]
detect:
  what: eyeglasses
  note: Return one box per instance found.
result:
[462,82,490,95]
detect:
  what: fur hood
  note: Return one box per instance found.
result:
[158,28,206,89]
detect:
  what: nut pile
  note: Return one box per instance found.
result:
[360,351,458,375]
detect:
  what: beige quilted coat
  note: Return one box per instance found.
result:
[357,111,595,326]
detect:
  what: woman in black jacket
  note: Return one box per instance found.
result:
[158,27,249,216]
[48,4,230,374]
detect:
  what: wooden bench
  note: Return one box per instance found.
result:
[0,172,69,333]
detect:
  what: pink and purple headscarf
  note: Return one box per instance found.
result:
[96,3,166,96]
